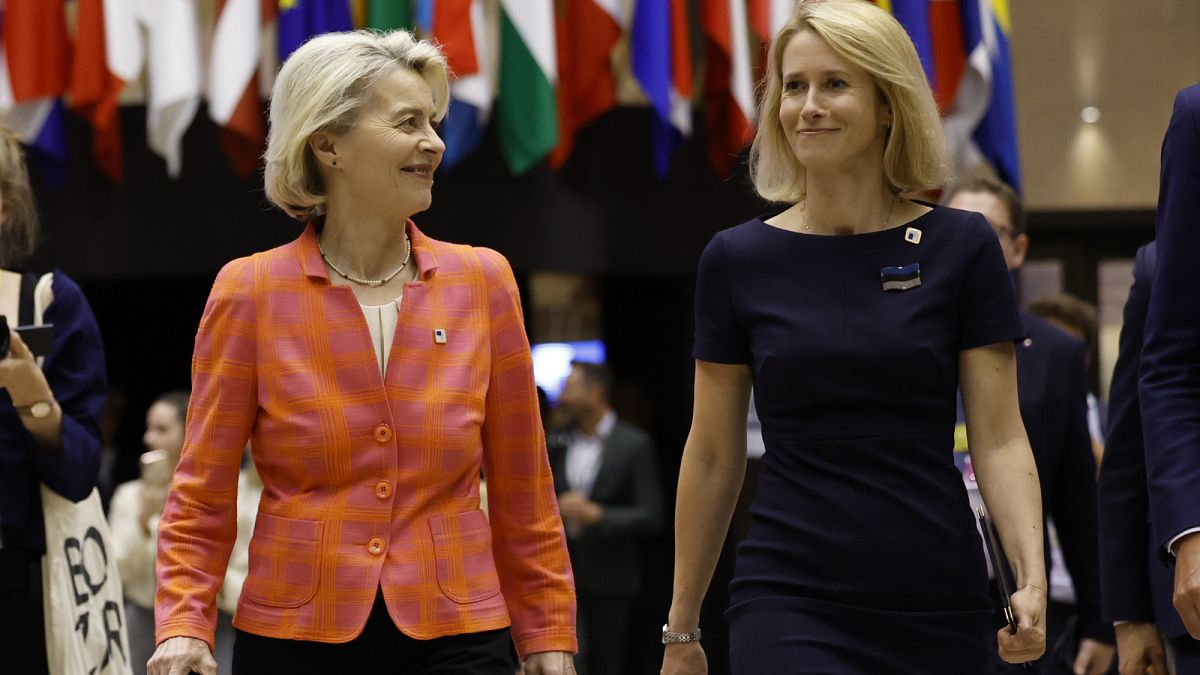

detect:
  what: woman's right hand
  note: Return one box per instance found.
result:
[660,642,707,675]
[997,583,1047,665]
[147,636,216,675]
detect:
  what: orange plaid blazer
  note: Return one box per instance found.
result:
[154,222,577,657]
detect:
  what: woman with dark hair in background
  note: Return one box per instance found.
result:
[0,126,108,672]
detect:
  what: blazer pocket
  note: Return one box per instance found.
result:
[241,512,323,608]
[428,509,502,604]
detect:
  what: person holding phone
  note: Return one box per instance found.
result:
[149,30,576,675]
[661,2,1046,673]
[0,125,108,673]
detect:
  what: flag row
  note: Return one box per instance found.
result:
[1,0,1019,191]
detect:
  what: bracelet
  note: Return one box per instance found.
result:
[662,624,701,644]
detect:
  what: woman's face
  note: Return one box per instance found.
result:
[325,66,446,217]
[777,30,891,175]
[143,401,185,457]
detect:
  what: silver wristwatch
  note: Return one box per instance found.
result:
[15,400,53,419]
[662,624,702,644]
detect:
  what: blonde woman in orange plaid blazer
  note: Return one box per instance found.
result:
[149,31,577,675]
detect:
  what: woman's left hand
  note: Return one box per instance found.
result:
[523,651,577,675]
[997,583,1047,665]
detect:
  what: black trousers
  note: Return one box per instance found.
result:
[0,546,49,675]
[231,593,516,675]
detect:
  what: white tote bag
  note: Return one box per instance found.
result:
[41,487,134,675]
[30,271,133,675]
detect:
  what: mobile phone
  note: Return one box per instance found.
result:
[15,324,54,358]
[140,449,172,486]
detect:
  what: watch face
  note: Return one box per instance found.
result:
[30,401,51,418]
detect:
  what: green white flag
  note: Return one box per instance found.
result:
[496,0,557,175]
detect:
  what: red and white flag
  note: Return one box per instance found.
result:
[701,0,756,176]
[209,0,274,177]
[549,0,623,167]
[140,0,202,178]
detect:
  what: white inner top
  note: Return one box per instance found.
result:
[361,298,401,377]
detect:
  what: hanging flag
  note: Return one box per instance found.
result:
[350,0,367,28]
[432,0,492,171]
[549,0,621,168]
[747,0,793,44]
[631,0,693,178]
[0,0,72,183]
[882,0,1021,192]
[496,0,557,175]
[68,0,142,182]
[278,0,353,62]
[367,0,412,30]
[210,0,274,177]
[700,0,756,177]
[141,0,202,178]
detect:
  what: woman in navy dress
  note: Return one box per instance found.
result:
[661,2,1048,673]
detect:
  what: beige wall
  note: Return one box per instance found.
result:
[1010,0,1200,209]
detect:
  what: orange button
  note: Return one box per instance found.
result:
[374,481,392,499]
[368,537,386,556]
[373,424,393,443]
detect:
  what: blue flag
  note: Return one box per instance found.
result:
[278,0,354,62]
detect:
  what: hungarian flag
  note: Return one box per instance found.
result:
[68,0,142,182]
[549,0,622,168]
[496,0,557,175]
[700,0,755,177]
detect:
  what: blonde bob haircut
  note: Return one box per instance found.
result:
[0,125,39,267]
[750,0,947,204]
[264,30,449,220]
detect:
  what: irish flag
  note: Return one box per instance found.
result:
[496,0,557,175]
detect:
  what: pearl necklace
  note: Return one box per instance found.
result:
[317,234,412,287]
[801,193,899,234]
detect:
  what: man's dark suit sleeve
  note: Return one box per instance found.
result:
[1098,244,1156,623]
[1048,336,1111,641]
[1141,85,1200,552]
[595,434,663,538]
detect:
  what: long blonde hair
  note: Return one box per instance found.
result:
[749,0,947,204]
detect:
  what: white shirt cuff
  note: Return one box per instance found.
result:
[1168,527,1200,555]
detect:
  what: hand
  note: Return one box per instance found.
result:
[997,583,1047,664]
[0,328,50,401]
[522,650,576,675]
[1113,622,1167,675]
[557,491,603,529]
[139,485,169,533]
[1072,637,1115,675]
[1174,532,1200,639]
[660,642,707,674]
[147,636,216,675]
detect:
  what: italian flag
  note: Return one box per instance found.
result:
[496,0,557,175]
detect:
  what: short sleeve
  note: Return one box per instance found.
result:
[957,214,1025,350]
[693,232,751,363]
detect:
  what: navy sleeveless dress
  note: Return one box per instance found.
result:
[693,206,1024,674]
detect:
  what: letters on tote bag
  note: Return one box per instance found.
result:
[41,486,133,675]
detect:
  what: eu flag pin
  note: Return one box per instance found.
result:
[881,263,921,291]
[434,328,447,344]
[904,227,923,245]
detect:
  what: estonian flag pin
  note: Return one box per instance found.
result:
[881,263,921,291]
[434,328,447,344]
[904,227,923,245]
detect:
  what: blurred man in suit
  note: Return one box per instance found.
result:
[549,362,662,675]
[1099,241,1187,675]
[948,178,1115,674]
[1140,82,1200,673]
